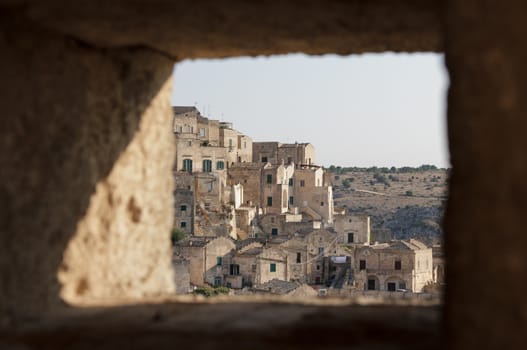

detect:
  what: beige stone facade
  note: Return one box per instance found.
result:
[227,163,262,207]
[334,214,371,244]
[353,239,433,292]
[173,237,236,287]
[252,142,315,165]
[293,167,334,224]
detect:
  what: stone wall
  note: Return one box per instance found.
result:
[334,214,371,244]
[1,17,176,314]
[3,1,527,349]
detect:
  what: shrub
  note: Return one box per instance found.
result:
[171,228,186,243]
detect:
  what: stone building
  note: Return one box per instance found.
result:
[219,122,253,166]
[172,257,191,294]
[227,162,262,207]
[293,166,334,224]
[173,236,236,287]
[173,107,254,237]
[353,239,433,292]
[225,244,262,288]
[334,213,371,244]
[277,142,315,166]
[256,246,289,285]
[262,162,295,215]
[252,142,315,165]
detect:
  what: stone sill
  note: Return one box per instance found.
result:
[1,297,442,350]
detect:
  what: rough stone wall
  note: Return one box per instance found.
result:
[444,2,527,346]
[252,142,280,164]
[257,248,288,285]
[174,189,194,234]
[173,113,198,134]
[227,163,262,206]
[175,138,227,173]
[1,17,175,315]
[277,143,315,165]
[6,0,527,348]
[173,245,205,287]
[204,237,236,285]
[280,239,309,282]
[172,259,191,294]
[236,135,253,163]
[334,214,371,244]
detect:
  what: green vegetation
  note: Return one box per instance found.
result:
[342,178,353,188]
[327,164,445,174]
[194,286,230,297]
[372,173,390,186]
[171,228,186,244]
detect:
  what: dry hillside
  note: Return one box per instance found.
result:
[330,167,448,245]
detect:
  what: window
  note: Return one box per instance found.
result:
[316,265,320,271]
[270,263,276,272]
[230,264,240,276]
[187,140,192,146]
[296,252,301,263]
[320,201,324,206]
[182,159,193,173]
[244,141,247,149]
[300,180,305,187]
[318,247,324,255]
[271,228,278,236]
[399,282,406,290]
[288,178,293,186]
[347,233,354,243]
[287,157,292,163]
[359,260,366,270]
[266,174,273,184]
[270,217,275,223]
[228,139,233,151]
[180,221,186,228]
[214,276,222,287]
[216,160,225,170]
[251,264,257,272]
[216,257,222,266]
[387,282,396,292]
[395,260,402,270]
[289,196,294,205]
[207,182,213,192]
[180,205,187,212]
[202,159,212,172]
[199,128,206,137]
[367,279,376,290]
[262,156,268,163]
[267,197,273,206]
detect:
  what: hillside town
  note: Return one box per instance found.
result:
[171,106,445,296]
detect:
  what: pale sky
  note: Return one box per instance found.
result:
[171,53,450,168]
